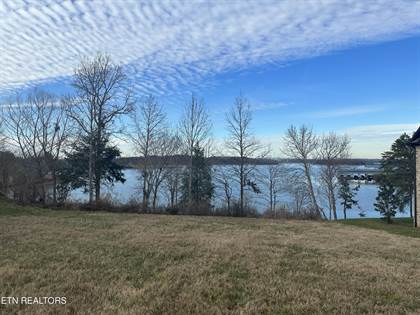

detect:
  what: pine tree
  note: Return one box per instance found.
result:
[180,145,214,211]
[379,133,415,216]
[338,176,359,220]
[59,133,125,203]
[374,177,399,224]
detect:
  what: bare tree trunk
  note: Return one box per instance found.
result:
[95,178,100,204]
[175,183,178,207]
[303,163,323,218]
[170,188,175,207]
[328,197,332,220]
[270,185,274,212]
[188,152,193,206]
[143,170,148,210]
[327,180,338,220]
[240,161,244,216]
[331,191,338,220]
[52,168,57,205]
[88,118,94,205]
[152,188,158,210]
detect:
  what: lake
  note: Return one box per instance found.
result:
[70,163,410,219]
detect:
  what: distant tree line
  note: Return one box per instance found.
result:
[0,53,415,222]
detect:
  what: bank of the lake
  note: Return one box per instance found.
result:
[70,164,410,219]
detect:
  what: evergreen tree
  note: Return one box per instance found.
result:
[338,176,359,220]
[379,133,415,216]
[181,145,214,210]
[374,177,399,224]
[59,134,125,203]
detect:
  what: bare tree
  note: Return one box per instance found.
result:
[148,132,181,210]
[214,167,234,215]
[68,53,133,205]
[2,90,70,203]
[318,132,351,220]
[0,113,5,151]
[0,114,10,197]
[282,125,326,218]
[225,95,266,216]
[164,166,183,208]
[179,94,211,205]
[130,96,166,211]
[264,164,284,213]
[284,168,311,214]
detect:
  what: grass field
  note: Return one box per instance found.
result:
[340,217,420,239]
[1,201,420,314]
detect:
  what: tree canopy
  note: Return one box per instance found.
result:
[379,133,415,216]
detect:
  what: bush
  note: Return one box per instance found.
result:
[177,201,213,216]
[165,207,179,215]
[263,206,321,220]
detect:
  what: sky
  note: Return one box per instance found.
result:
[0,0,419,158]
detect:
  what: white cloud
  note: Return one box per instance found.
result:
[340,123,419,158]
[343,123,419,139]
[0,0,419,97]
[308,105,385,118]
[251,101,289,112]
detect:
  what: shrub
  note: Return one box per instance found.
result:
[165,207,179,215]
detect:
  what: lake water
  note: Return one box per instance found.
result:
[70,164,410,219]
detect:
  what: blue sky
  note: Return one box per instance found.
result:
[0,0,419,158]
[205,36,420,158]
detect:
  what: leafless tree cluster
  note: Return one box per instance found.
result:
[130,96,167,210]
[281,125,351,219]
[0,54,134,206]
[1,90,70,203]
[214,167,234,215]
[318,133,351,220]
[282,125,324,218]
[129,94,214,213]
[263,164,285,213]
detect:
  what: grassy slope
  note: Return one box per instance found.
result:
[1,201,420,315]
[340,217,420,239]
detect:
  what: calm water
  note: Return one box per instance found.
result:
[70,164,410,219]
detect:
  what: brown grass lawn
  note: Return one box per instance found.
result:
[1,202,420,315]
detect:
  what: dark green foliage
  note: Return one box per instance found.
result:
[181,145,214,209]
[338,176,359,220]
[379,133,415,215]
[374,176,400,224]
[59,134,125,196]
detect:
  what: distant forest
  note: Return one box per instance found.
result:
[117,156,380,168]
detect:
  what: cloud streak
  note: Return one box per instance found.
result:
[308,105,385,118]
[0,0,419,97]
[343,123,419,140]
[339,123,419,158]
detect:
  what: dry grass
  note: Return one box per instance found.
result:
[1,202,420,314]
